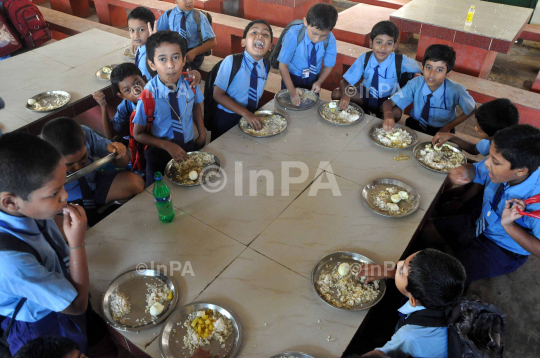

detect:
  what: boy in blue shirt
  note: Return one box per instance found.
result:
[277,4,338,106]
[358,249,466,358]
[128,7,157,81]
[332,21,421,119]
[41,117,145,226]
[423,125,540,282]
[133,31,206,186]
[382,44,476,136]
[0,133,114,356]
[156,0,217,70]
[212,20,273,141]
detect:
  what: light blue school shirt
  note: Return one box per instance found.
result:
[64,126,112,202]
[0,212,76,322]
[473,158,540,255]
[277,24,337,77]
[111,99,136,133]
[156,8,216,50]
[391,77,476,128]
[378,301,448,358]
[476,139,491,156]
[214,52,268,113]
[133,74,204,142]
[135,44,152,81]
[343,52,421,98]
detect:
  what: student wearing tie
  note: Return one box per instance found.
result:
[128,7,156,81]
[156,0,217,70]
[382,45,476,136]
[133,31,206,186]
[211,20,273,141]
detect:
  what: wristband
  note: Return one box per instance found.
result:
[69,243,86,250]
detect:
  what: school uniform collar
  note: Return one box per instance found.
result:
[301,28,319,49]
[504,167,540,191]
[174,7,192,17]
[137,44,146,55]
[421,78,446,100]
[0,210,41,236]
[243,51,265,68]
[152,74,189,96]
[368,51,395,73]
[398,300,426,316]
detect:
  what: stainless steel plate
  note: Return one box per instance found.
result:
[413,141,467,173]
[368,123,418,150]
[238,110,288,138]
[270,352,315,358]
[101,268,179,332]
[318,101,364,126]
[25,91,71,112]
[124,47,136,59]
[65,152,116,184]
[275,89,319,111]
[165,151,221,187]
[96,64,119,80]
[311,251,386,311]
[159,301,242,358]
[361,178,420,218]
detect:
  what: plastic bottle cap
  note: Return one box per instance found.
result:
[154,172,163,180]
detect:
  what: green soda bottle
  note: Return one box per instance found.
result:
[153,172,175,223]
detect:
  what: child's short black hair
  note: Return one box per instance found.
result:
[370,20,399,43]
[127,6,155,28]
[243,19,273,42]
[146,31,187,64]
[493,124,540,173]
[422,44,456,73]
[407,249,466,310]
[41,117,86,157]
[0,132,62,201]
[110,63,144,94]
[306,3,338,31]
[476,98,519,137]
[14,336,78,358]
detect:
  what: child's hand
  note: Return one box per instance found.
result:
[131,42,138,57]
[448,166,472,185]
[186,50,197,63]
[356,264,395,283]
[382,117,395,132]
[148,21,158,36]
[166,142,189,162]
[501,199,525,227]
[339,95,350,111]
[245,112,263,131]
[195,130,207,150]
[186,69,202,88]
[191,348,218,358]
[290,88,303,107]
[432,132,454,147]
[92,91,107,107]
[63,204,87,248]
[311,80,322,94]
[107,142,127,160]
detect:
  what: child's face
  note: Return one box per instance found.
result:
[64,146,89,173]
[148,42,186,86]
[422,60,449,91]
[395,252,418,298]
[474,125,490,139]
[303,18,331,44]
[3,161,69,220]
[117,74,146,104]
[241,23,272,60]
[65,349,88,358]
[175,0,194,11]
[370,34,396,63]
[128,18,151,47]
[485,142,528,184]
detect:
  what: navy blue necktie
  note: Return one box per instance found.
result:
[419,93,433,131]
[309,42,317,83]
[368,65,380,108]
[168,91,184,142]
[180,11,187,38]
[135,48,140,67]
[247,62,259,112]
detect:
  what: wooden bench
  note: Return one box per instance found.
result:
[348,0,409,10]
[531,70,540,94]
[520,24,540,42]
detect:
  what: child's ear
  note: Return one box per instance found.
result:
[148,59,157,72]
[369,38,373,49]
[516,167,529,177]
[0,193,20,213]
[241,38,247,48]
[116,92,124,99]
[409,296,419,307]
[303,17,308,27]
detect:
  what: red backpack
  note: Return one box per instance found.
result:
[0,10,21,57]
[0,0,51,48]
[129,89,155,171]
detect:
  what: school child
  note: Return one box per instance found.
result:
[41,118,145,226]
[128,6,157,81]
[276,3,338,106]
[13,336,85,358]
[156,0,216,70]
[358,249,466,358]
[382,44,476,136]
[0,133,116,357]
[423,124,540,282]
[210,20,273,141]
[132,31,206,186]
[332,21,421,119]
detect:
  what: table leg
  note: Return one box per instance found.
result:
[95,1,128,28]
[49,0,90,18]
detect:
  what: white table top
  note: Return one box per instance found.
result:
[89,99,448,357]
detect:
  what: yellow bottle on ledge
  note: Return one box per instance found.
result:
[465,5,476,26]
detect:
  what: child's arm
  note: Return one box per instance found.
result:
[92,91,118,140]
[133,124,189,161]
[502,199,540,257]
[448,163,476,186]
[107,142,130,168]
[213,86,263,130]
[311,66,332,94]
[356,263,396,283]
[60,204,90,315]
[382,99,398,131]
[186,38,217,65]
[432,132,479,155]
[193,103,207,149]
[439,108,476,133]
[278,62,303,107]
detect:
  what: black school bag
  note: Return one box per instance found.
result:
[269,19,329,69]
[398,298,506,358]
[363,51,415,90]
[203,53,270,132]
